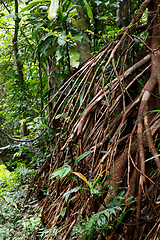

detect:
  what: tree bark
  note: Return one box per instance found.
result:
[12,0,24,85]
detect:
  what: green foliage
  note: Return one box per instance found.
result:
[51,164,73,179]
[0,165,10,183]
[48,0,59,20]
[0,0,120,145]
[0,164,44,240]
[0,1,137,239]
[83,0,93,23]
[50,169,135,239]
[51,156,111,201]
[73,150,93,168]
[50,149,136,239]
[71,191,135,239]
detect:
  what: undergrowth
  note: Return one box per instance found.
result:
[0,161,135,240]
[71,191,134,239]
[0,164,44,240]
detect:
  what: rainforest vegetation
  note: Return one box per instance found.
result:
[0,0,160,239]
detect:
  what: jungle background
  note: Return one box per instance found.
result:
[0,0,160,239]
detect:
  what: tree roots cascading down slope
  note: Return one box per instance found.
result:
[24,0,160,239]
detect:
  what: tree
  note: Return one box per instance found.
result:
[1,0,160,239]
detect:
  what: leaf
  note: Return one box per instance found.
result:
[100,151,108,154]
[20,0,48,13]
[3,196,18,209]
[55,114,62,119]
[72,172,91,188]
[67,175,78,181]
[50,165,72,179]
[90,188,99,199]
[58,37,66,46]
[55,48,62,61]
[58,6,63,20]
[73,150,93,168]
[60,207,67,218]
[40,32,53,42]
[70,27,81,37]
[41,124,49,128]
[145,154,160,162]
[69,47,80,68]
[5,14,16,19]
[48,0,59,20]
[68,7,78,19]
[63,187,81,202]
[46,41,58,57]
[92,169,106,188]
[104,210,112,220]
[82,0,93,23]
[95,0,102,6]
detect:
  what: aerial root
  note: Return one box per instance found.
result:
[23,0,160,238]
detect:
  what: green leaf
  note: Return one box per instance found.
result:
[56,48,62,61]
[50,165,72,179]
[55,114,62,119]
[48,0,59,20]
[70,27,82,37]
[90,188,99,199]
[63,186,81,202]
[20,0,48,13]
[60,207,67,218]
[95,0,102,6]
[40,32,53,42]
[3,196,18,209]
[58,37,66,46]
[67,175,78,181]
[41,124,49,128]
[5,14,16,19]
[73,150,93,168]
[82,0,93,23]
[145,154,160,162]
[56,31,67,46]
[100,151,108,154]
[58,6,63,20]
[46,41,58,57]
[69,47,80,68]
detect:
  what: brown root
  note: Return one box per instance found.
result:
[24,0,160,239]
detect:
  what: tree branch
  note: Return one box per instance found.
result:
[0,127,46,142]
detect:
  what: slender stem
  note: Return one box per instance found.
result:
[38,50,44,113]
[13,0,24,85]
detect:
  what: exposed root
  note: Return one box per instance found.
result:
[23,0,160,239]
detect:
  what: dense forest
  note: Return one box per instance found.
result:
[0,0,160,239]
